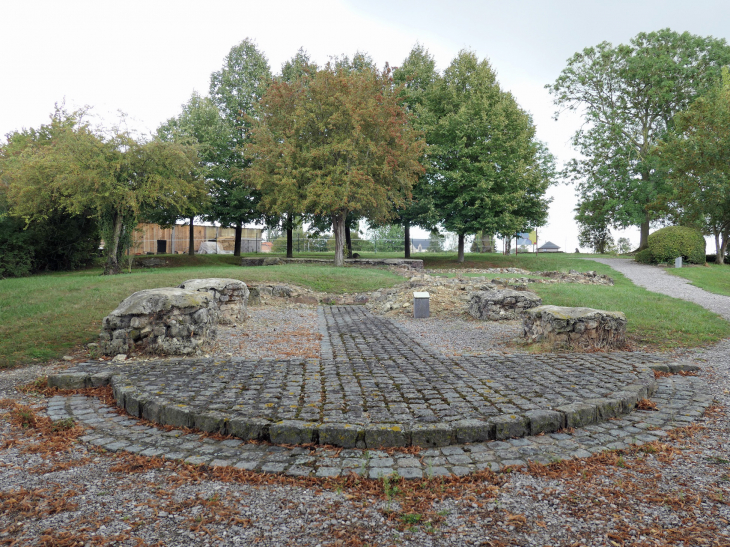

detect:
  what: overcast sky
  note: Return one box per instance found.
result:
[2,0,728,250]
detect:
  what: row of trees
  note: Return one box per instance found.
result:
[551,29,730,262]
[1,39,555,274]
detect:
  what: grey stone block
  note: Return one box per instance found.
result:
[557,403,597,429]
[584,398,623,421]
[525,410,564,435]
[141,399,162,423]
[48,372,89,389]
[229,418,270,441]
[410,423,453,447]
[454,419,494,443]
[194,412,226,434]
[317,423,360,448]
[491,414,529,440]
[364,425,410,448]
[269,420,317,445]
[160,404,194,428]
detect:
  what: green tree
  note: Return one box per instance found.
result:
[247,62,425,266]
[1,108,205,274]
[155,91,223,254]
[393,44,439,257]
[548,29,730,250]
[658,68,730,264]
[428,51,554,262]
[209,38,272,254]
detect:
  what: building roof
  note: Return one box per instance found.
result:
[411,239,430,248]
[538,241,561,249]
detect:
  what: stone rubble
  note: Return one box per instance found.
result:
[523,305,628,350]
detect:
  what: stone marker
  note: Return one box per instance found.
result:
[675,256,682,268]
[413,291,430,318]
[522,305,626,349]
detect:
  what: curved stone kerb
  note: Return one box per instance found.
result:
[48,369,657,449]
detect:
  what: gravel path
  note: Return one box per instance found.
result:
[587,257,730,320]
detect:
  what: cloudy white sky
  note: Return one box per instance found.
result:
[2,0,728,250]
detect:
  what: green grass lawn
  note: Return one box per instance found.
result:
[1,252,728,367]
[0,259,402,368]
[666,263,730,297]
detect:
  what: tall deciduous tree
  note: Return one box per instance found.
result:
[548,29,730,250]
[209,38,272,254]
[247,62,425,266]
[658,68,730,263]
[155,92,223,254]
[393,44,439,258]
[1,108,205,274]
[428,51,554,263]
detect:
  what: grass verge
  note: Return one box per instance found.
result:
[0,261,402,368]
[666,263,730,297]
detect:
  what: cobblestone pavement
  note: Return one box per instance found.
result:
[49,306,708,458]
[46,373,711,479]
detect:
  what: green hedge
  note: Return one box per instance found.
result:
[648,226,706,264]
[634,248,654,264]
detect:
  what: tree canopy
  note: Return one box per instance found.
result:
[428,51,554,262]
[208,38,273,252]
[0,108,205,274]
[658,67,730,263]
[246,62,425,266]
[548,29,730,249]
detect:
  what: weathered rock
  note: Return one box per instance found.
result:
[99,288,218,356]
[468,289,542,321]
[178,278,249,325]
[522,305,627,349]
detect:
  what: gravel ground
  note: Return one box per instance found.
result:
[396,317,522,356]
[2,264,730,546]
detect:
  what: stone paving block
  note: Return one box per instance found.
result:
[286,465,313,477]
[397,458,422,468]
[317,423,360,448]
[584,398,623,421]
[369,457,395,468]
[184,456,211,465]
[369,468,394,479]
[49,372,89,389]
[316,467,341,478]
[193,412,227,434]
[476,461,502,472]
[229,417,270,441]
[261,462,287,473]
[526,409,564,435]
[364,425,410,448]
[269,420,317,445]
[398,468,423,479]
[160,405,194,429]
[557,403,596,429]
[454,419,494,444]
[492,414,529,440]
[446,454,472,465]
[425,466,451,478]
[411,424,453,447]
[234,460,259,471]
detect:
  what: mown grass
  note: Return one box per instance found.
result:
[1,252,729,368]
[666,263,730,297]
[0,260,402,368]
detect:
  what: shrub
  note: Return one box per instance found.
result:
[648,226,706,265]
[0,213,100,278]
[635,248,654,264]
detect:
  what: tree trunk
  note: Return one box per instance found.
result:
[504,237,511,255]
[188,216,195,256]
[480,233,492,253]
[284,212,294,258]
[332,211,347,267]
[721,227,730,265]
[404,223,411,258]
[104,212,123,275]
[234,221,242,256]
[345,216,353,259]
[638,215,650,250]
[457,233,465,263]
